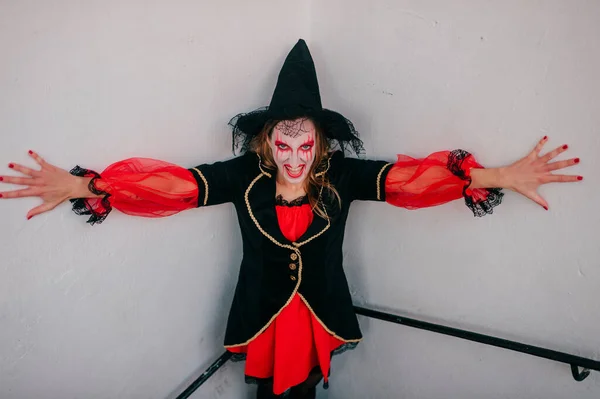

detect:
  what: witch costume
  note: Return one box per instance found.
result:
[69,39,503,397]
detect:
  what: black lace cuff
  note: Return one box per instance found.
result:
[447,149,504,217]
[464,187,504,217]
[69,166,112,225]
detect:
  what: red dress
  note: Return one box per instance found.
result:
[227,198,347,394]
[70,151,500,394]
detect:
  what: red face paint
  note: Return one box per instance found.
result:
[270,119,317,184]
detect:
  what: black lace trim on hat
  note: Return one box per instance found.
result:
[228,110,365,156]
[68,166,112,225]
[229,108,269,155]
[318,113,365,157]
[275,194,308,207]
[447,150,503,217]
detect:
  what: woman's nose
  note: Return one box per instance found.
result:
[289,151,301,166]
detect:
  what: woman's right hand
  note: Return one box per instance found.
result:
[0,150,93,220]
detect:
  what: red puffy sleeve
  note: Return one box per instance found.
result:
[69,158,199,224]
[385,149,503,216]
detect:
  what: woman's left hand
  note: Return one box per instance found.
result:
[471,136,582,210]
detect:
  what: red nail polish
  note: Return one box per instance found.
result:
[543,206,548,210]
[8,163,14,168]
[0,194,3,198]
[574,158,580,163]
[562,145,568,150]
[0,177,3,181]
[578,176,583,181]
[28,150,33,155]
[27,216,32,220]
[543,136,548,140]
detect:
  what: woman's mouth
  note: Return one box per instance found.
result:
[284,165,305,179]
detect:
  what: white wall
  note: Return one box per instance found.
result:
[310,1,600,398]
[1,1,599,399]
[0,1,308,398]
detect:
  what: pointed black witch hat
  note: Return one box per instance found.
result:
[228,39,364,155]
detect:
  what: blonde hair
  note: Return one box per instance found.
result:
[250,120,341,219]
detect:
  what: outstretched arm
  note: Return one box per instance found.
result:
[384,137,581,216]
[0,150,109,220]
[469,136,581,210]
[66,157,199,224]
[0,150,240,223]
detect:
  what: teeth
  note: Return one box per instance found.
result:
[286,166,303,173]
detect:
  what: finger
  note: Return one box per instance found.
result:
[27,201,60,220]
[545,158,580,172]
[6,162,41,177]
[28,150,49,168]
[0,176,41,186]
[530,136,549,158]
[539,144,569,163]
[525,192,548,209]
[0,187,41,199]
[541,174,582,183]
[523,190,549,210]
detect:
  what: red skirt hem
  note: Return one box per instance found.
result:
[227,294,346,395]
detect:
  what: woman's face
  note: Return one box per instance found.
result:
[269,118,317,184]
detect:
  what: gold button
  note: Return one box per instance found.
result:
[289,263,297,271]
[290,275,297,281]
[290,253,298,261]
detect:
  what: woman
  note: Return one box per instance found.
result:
[0,40,581,398]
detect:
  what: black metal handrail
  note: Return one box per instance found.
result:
[353,306,597,381]
[174,351,232,399]
[173,305,599,398]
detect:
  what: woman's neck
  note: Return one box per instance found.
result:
[276,173,306,200]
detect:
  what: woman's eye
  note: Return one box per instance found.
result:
[277,144,289,150]
[301,145,312,150]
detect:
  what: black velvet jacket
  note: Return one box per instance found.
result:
[188,151,392,347]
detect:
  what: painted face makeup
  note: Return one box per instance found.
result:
[269,119,316,184]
